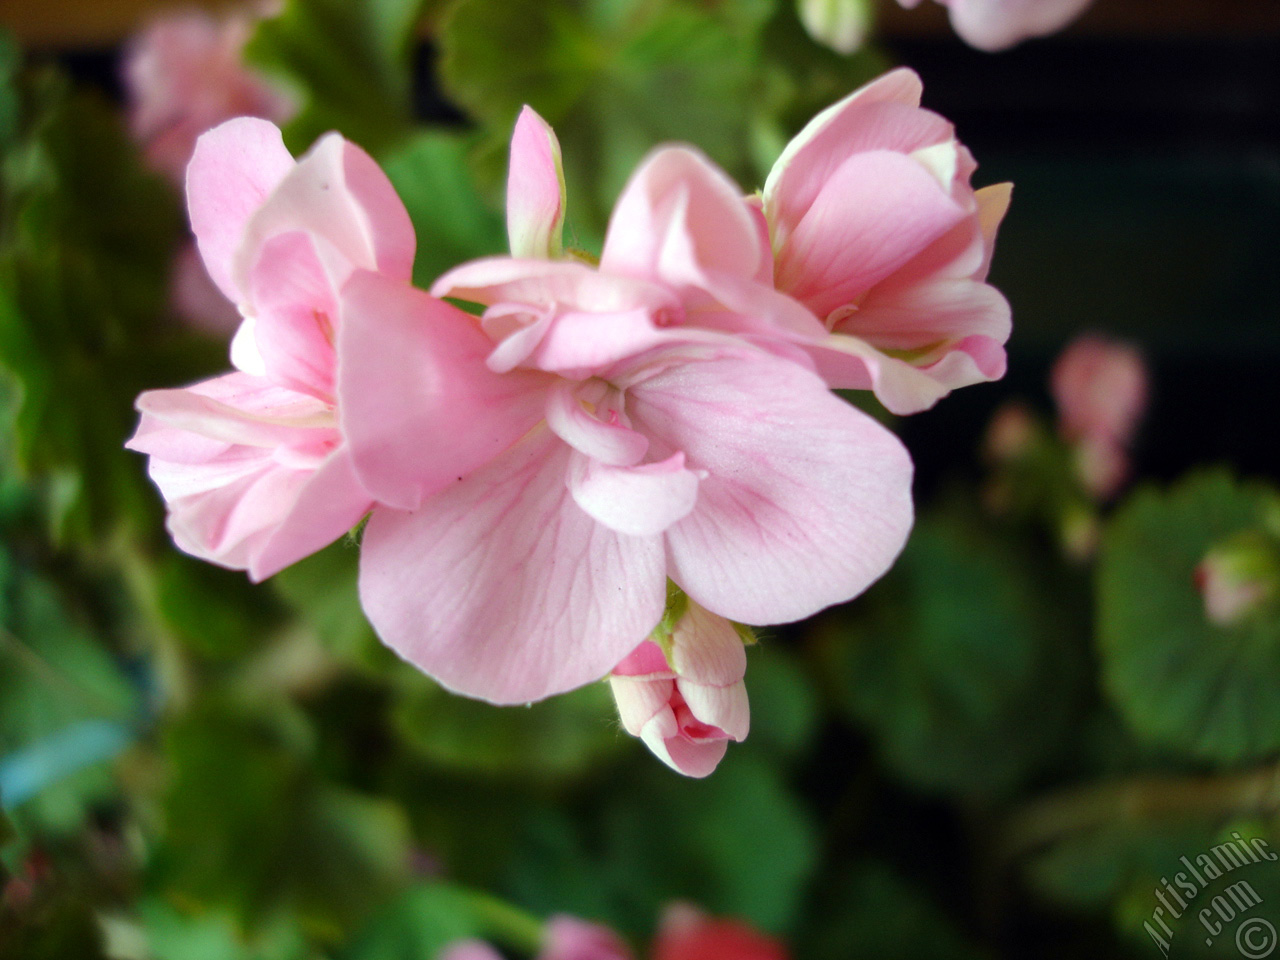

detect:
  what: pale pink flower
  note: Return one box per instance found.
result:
[350,111,914,706]
[127,118,415,580]
[896,0,1094,51]
[542,916,634,960]
[609,602,750,778]
[760,67,1013,415]
[1050,333,1148,499]
[123,9,297,182]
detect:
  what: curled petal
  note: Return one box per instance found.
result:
[569,452,700,537]
[546,381,648,466]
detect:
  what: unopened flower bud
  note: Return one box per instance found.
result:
[798,0,874,54]
[609,600,749,778]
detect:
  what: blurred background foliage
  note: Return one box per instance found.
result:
[2,0,1280,957]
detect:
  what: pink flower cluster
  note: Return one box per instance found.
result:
[441,904,787,960]
[127,68,1012,776]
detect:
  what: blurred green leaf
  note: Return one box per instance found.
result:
[1098,470,1280,762]
[381,129,507,288]
[803,861,986,960]
[273,540,386,670]
[741,642,819,760]
[507,752,817,935]
[0,549,138,832]
[131,900,310,960]
[155,552,288,662]
[341,883,543,960]
[245,0,428,156]
[0,66,204,543]
[439,0,781,240]
[157,707,411,936]
[822,512,1085,799]
[392,675,622,779]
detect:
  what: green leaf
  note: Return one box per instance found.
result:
[245,0,428,156]
[341,883,543,960]
[272,540,385,670]
[439,0,781,240]
[0,68,197,543]
[740,642,819,760]
[391,674,623,779]
[157,707,412,935]
[822,512,1085,799]
[1098,470,1280,762]
[802,861,987,960]
[131,900,309,960]
[381,129,508,289]
[507,752,818,935]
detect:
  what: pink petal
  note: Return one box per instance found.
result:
[847,277,1012,354]
[235,133,415,296]
[247,230,339,400]
[546,381,648,466]
[627,351,914,624]
[569,451,700,537]
[639,710,729,779]
[542,915,634,960]
[187,117,294,303]
[507,105,566,259]
[611,639,674,678]
[669,602,747,687]
[775,150,967,320]
[433,258,672,314]
[804,334,953,414]
[609,675,677,736]
[679,680,750,742]
[248,447,371,581]
[338,271,549,511]
[358,429,667,704]
[947,0,1095,51]
[763,68,952,246]
[601,147,762,288]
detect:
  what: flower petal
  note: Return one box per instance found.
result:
[507,105,566,259]
[628,351,914,624]
[358,429,666,704]
[569,451,700,537]
[338,271,549,511]
[187,117,294,303]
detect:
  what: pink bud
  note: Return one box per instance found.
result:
[541,915,633,960]
[609,603,749,778]
[1050,334,1148,499]
[983,401,1037,463]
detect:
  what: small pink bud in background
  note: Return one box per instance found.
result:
[652,904,788,960]
[983,401,1037,464]
[123,8,297,183]
[1050,333,1149,499]
[438,942,505,960]
[542,915,633,960]
[609,602,750,778]
[1195,535,1279,628]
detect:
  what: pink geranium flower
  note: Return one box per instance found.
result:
[609,601,750,778]
[760,68,1013,414]
[127,118,415,579]
[652,904,788,960]
[1050,333,1148,499]
[896,0,1094,51]
[123,8,297,183]
[348,109,914,706]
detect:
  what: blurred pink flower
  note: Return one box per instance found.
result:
[652,904,788,960]
[123,8,297,183]
[439,942,505,960]
[169,242,242,336]
[1050,333,1148,499]
[342,106,914,706]
[896,0,1094,51]
[609,602,750,778]
[760,67,1012,414]
[127,118,415,580]
[542,915,635,960]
